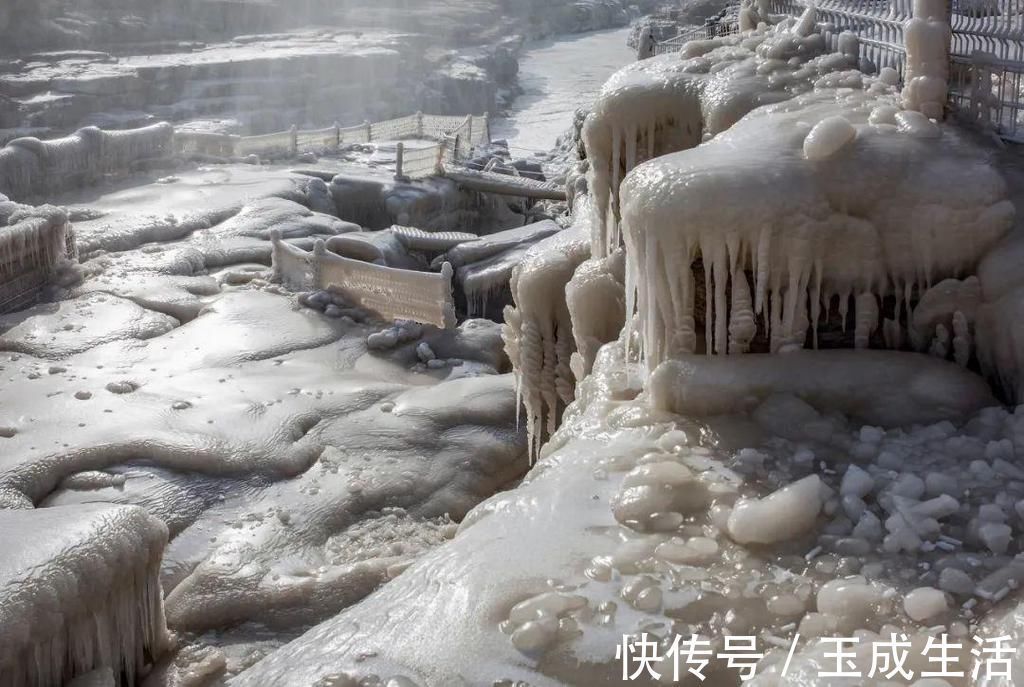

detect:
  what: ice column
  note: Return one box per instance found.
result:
[902,0,952,120]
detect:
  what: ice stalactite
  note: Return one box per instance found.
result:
[503,208,592,457]
[619,88,1013,374]
[0,206,74,312]
[438,220,561,317]
[582,12,862,259]
[0,504,168,687]
[565,248,626,380]
[902,0,952,120]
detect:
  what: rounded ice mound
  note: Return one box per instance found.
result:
[803,116,857,160]
[904,586,949,622]
[727,474,824,544]
[895,109,942,138]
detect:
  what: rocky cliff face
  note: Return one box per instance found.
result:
[0,0,656,139]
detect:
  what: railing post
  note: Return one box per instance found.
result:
[483,112,491,143]
[435,139,447,174]
[452,134,461,164]
[416,111,424,138]
[289,125,298,157]
[333,121,341,149]
[395,142,405,180]
[312,240,326,290]
[364,120,372,143]
[466,115,474,149]
[270,229,283,283]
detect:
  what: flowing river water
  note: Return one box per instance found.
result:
[491,27,635,157]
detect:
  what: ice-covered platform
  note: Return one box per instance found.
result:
[0,504,168,687]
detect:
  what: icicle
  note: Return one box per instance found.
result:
[854,293,878,349]
[810,258,823,349]
[930,323,951,359]
[952,310,972,367]
[838,288,851,332]
[728,269,756,354]
[755,227,771,315]
[712,239,729,355]
[625,124,638,176]
[883,318,903,349]
[610,127,621,254]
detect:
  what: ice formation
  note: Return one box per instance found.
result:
[231,339,1024,686]
[0,124,174,201]
[6,2,1024,684]
[503,207,591,455]
[0,504,168,686]
[620,89,1012,369]
[439,219,561,316]
[901,0,952,119]
[0,205,75,313]
[583,14,866,259]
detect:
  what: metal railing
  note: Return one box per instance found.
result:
[948,0,1024,141]
[768,0,912,76]
[173,112,491,179]
[654,0,1024,143]
[653,5,743,55]
[270,230,457,329]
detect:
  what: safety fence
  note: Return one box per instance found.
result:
[653,5,742,55]
[270,230,457,329]
[655,0,1024,143]
[174,112,491,179]
[0,209,76,314]
[0,123,175,201]
[768,0,912,75]
[949,0,1024,141]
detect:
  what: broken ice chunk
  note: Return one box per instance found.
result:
[727,475,823,545]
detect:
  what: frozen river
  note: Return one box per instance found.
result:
[491,27,635,156]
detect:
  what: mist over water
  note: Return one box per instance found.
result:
[491,27,634,155]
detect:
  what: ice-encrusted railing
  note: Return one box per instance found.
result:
[174,112,491,179]
[0,208,75,314]
[948,0,1024,141]
[764,0,1024,140]
[654,4,743,55]
[0,123,174,201]
[769,0,913,76]
[0,113,491,199]
[270,230,457,329]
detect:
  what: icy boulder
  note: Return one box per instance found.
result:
[647,350,998,427]
[0,504,168,686]
[441,219,561,317]
[620,89,1013,368]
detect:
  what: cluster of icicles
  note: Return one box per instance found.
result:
[619,219,994,377]
[0,123,173,201]
[0,208,71,283]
